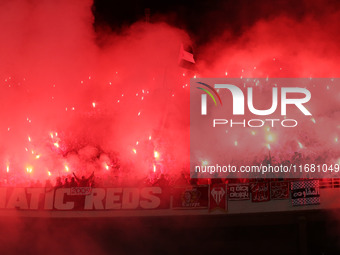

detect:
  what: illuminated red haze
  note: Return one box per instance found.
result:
[0,0,339,185]
[0,0,191,185]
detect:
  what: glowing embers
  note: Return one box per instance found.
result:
[265,130,277,143]
[26,166,33,173]
[213,118,298,128]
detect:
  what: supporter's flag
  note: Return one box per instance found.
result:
[250,182,270,202]
[178,43,195,70]
[172,185,209,209]
[228,184,250,200]
[209,183,227,211]
[291,180,320,206]
[270,181,289,200]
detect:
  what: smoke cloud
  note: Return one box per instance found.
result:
[0,0,339,183]
[192,6,340,172]
[0,0,191,185]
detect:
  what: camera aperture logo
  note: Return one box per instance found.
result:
[196,82,223,113]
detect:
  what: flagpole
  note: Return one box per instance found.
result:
[144,8,150,23]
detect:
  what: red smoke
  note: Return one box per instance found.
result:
[199,12,340,78]
[0,0,191,185]
[0,0,340,185]
[191,8,340,173]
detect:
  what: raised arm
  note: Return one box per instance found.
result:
[73,172,80,182]
[86,171,95,181]
[89,171,95,180]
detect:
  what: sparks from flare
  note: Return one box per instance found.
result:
[154,151,160,159]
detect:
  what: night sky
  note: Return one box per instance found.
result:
[92,0,340,46]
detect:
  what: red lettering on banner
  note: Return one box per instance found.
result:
[140,187,161,209]
[106,188,122,209]
[54,188,74,210]
[0,187,164,211]
[84,188,105,210]
[7,188,28,209]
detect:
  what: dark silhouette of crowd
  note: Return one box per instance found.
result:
[1,150,338,189]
